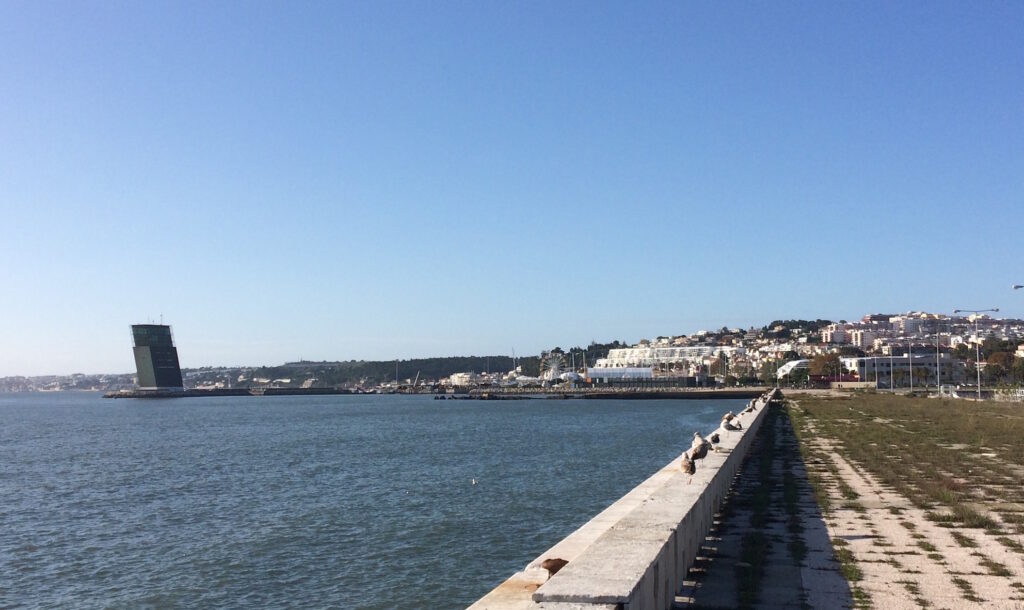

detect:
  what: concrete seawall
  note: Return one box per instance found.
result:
[468,388,781,610]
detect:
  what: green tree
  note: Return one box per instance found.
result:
[1012,357,1024,384]
[912,367,933,386]
[981,338,1014,359]
[784,368,809,386]
[892,370,908,387]
[759,360,779,383]
[809,353,841,377]
[988,351,1015,370]
[983,364,1007,385]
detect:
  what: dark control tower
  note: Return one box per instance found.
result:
[131,324,184,391]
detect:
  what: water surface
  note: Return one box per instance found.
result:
[0,392,743,609]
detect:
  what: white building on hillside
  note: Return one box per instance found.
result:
[840,355,965,387]
[821,323,848,344]
[595,346,745,369]
[849,330,876,349]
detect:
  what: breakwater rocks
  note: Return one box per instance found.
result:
[468,389,782,610]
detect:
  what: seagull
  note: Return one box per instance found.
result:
[680,451,695,474]
[710,432,720,444]
[690,432,710,459]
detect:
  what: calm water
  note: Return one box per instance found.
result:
[0,392,743,609]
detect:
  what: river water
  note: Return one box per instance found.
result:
[0,392,744,609]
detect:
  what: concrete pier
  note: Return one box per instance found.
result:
[468,389,781,610]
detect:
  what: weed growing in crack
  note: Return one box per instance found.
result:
[951,576,983,602]
[996,536,1024,554]
[950,531,978,548]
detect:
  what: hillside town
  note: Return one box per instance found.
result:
[3,311,1024,396]
[585,312,1024,393]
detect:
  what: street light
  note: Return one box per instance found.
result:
[953,308,1000,401]
[889,351,894,391]
[908,340,914,393]
[1012,285,1023,290]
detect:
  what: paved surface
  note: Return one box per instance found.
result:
[677,406,853,609]
[808,437,1024,609]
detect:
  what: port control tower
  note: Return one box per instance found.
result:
[131,324,184,391]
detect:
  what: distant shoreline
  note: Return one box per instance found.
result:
[102,386,768,399]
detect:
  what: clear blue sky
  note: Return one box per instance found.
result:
[2,1,1022,376]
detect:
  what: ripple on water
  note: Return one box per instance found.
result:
[1,393,741,609]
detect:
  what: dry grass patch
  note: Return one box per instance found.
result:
[996,536,1024,554]
[977,555,1013,577]
[951,576,984,602]
[950,531,978,548]
[896,580,930,608]
[790,394,1024,531]
[788,393,1024,607]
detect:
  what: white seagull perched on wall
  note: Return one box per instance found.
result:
[690,432,711,459]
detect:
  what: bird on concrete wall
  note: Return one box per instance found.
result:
[680,451,695,475]
[690,432,711,459]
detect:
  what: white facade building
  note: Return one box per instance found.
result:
[849,330,876,349]
[586,367,654,382]
[840,355,964,387]
[821,328,848,344]
[447,372,478,386]
[594,346,745,369]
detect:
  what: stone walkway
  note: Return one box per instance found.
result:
[676,405,852,609]
[678,398,1024,610]
[803,437,1024,609]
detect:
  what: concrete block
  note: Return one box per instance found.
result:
[536,604,619,610]
[472,391,777,610]
[533,534,670,605]
[467,571,546,610]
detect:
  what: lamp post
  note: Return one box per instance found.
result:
[889,351,894,391]
[953,308,999,400]
[908,340,914,393]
